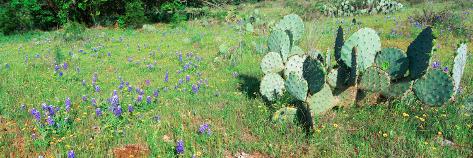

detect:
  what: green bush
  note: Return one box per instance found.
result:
[62,21,86,41]
[123,0,147,29]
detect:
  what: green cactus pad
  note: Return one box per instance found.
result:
[413,69,454,106]
[306,84,336,115]
[260,73,285,101]
[268,30,291,62]
[407,27,435,80]
[334,26,344,66]
[381,80,412,98]
[285,72,309,101]
[359,66,391,92]
[303,58,326,94]
[340,28,381,71]
[327,68,350,89]
[274,14,304,45]
[284,55,305,78]
[272,107,298,124]
[452,43,467,95]
[288,45,305,57]
[261,52,284,74]
[375,48,409,79]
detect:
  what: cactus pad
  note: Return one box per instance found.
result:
[413,69,454,106]
[261,52,284,74]
[303,58,326,94]
[359,66,391,92]
[272,107,298,124]
[335,26,344,66]
[288,45,305,57]
[452,43,467,95]
[284,55,305,78]
[268,30,291,62]
[306,84,336,115]
[381,80,412,98]
[375,48,409,79]
[260,73,285,101]
[275,14,304,45]
[285,72,309,101]
[407,27,435,80]
[340,28,381,71]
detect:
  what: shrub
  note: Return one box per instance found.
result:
[123,0,147,29]
[62,21,86,41]
[409,9,472,38]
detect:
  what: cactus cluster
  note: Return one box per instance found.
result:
[322,0,403,17]
[261,14,469,127]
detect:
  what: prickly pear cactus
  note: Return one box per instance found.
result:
[381,80,413,98]
[261,52,284,74]
[325,49,331,71]
[452,43,467,95]
[274,14,304,45]
[288,45,305,57]
[359,66,391,92]
[285,72,309,101]
[284,55,305,78]
[260,73,285,101]
[272,107,298,124]
[407,27,435,80]
[307,84,336,115]
[268,30,291,62]
[334,26,344,65]
[413,69,454,106]
[340,28,381,71]
[375,48,409,79]
[303,58,326,94]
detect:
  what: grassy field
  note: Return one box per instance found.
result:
[0,1,472,157]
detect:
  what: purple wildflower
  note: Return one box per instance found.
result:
[186,75,190,82]
[192,84,199,94]
[128,104,134,113]
[232,72,239,78]
[176,140,184,154]
[59,71,63,77]
[67,150,75,158]
[113,106,122,117]
[153,90,159,97]
[95,108,102,117]
[107,52,111,57]
[153,115,161,122]
[164,71,169,82]
[95,85,101,92]
[145,80,151,86]
[110,95,119,107]
[198,123,211,135]
[178,79,183,85]
[137,95,143,102]
[443,66,449,72]
[65,97,71,112]
[432,61,441,69]
[82,95,87,102]
[146,96,152,104]
[46,116,55,126]
[63,62,68,70]
[30,108,41,121]
[91,98,97,106]
[178,53,183,62]
[128,86,133,92]
[54,65,60,72]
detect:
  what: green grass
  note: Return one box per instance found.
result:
[0,1,472,157]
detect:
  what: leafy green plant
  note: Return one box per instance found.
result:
[62,21,86,41]
[123,0,147,29]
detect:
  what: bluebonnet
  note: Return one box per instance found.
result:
[54,65,60,72]
[137,95,143,102]
[59,71,63,77]
[192,84,199,94]
[146,96,152,104]
[65,97,71,112]
[91,98,97,106]
[31,108,41,121]
[178,53,183,62]
[82,96,87,102]
[145,80,150,86]
[164,71,169,82]
[128,86,133,92]
[198,123,211,135]
[46,116,55,126]
[432,61,441,69]
[107,52,111,57]
[128,104,134,113]
[113,90,118,96]
[176,140,184,154]
[63,62,68,69]
[178,79,183,85]
[153,90,159,97]
[110,95,119,107]
[95,108,102,117]
[186,75,190,82]
[443,66,448,72]
[67,150,75,158]
[112,106,122,117]
[95,85,101,92]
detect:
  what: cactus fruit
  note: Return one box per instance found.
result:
[261,52,284,74]
[268,30,291,62]
[307,84,336,115]
[413,69,454,106]
[275,14,304,45]
[285,72,309,101]
[303,58,326,94]
[452,43,467,95]
[272,107,298,124]
[375,48,409,79]
[381,80,413,98]
[340,28,381,71]
[359,66,391,92]
[407,27,435,80]
[284,55,305,78]
[260,73,285,101]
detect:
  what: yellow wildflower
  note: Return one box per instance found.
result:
[402,113,409,117]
